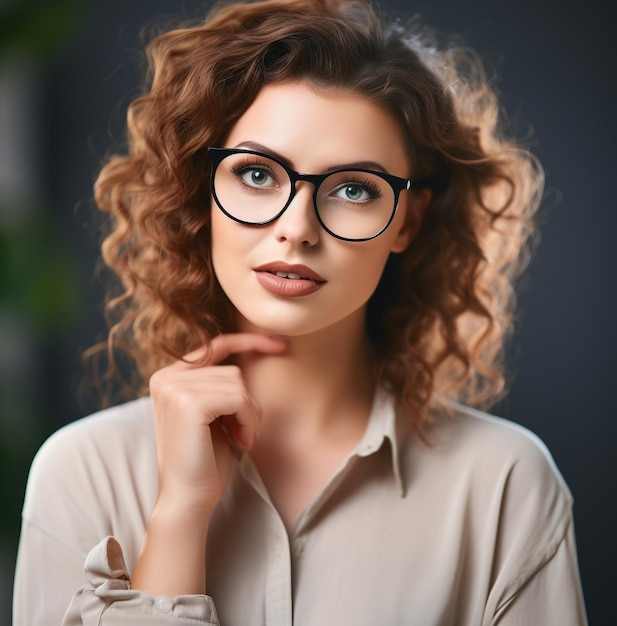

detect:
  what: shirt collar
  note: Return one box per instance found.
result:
[236,386,409,502]
[352,386,407,497]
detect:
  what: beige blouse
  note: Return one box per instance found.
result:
[14,389,587,625]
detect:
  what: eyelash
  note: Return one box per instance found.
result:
[230,159,277,180]
[334,177,382,200]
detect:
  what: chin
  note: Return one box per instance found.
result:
[237,315,320,338]
[235,302,365,340]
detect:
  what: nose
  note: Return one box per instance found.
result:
[271,182,320,247]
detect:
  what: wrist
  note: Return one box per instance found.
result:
[132,503,210,596]
[150,497,212,541]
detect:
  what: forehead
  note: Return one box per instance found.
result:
[223,81,411,176]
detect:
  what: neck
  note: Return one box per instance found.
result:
[235,310,375,442]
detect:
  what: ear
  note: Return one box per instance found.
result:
[389,188,432,253]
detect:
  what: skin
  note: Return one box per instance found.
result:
[132,81,431,597]
[212,81,419,339]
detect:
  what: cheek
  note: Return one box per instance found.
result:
[210,209,242,288]
[211,207,242,258]
[361,228,408,294]
[339,245,394,305]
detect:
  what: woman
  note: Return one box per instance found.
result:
[14,0,587,624]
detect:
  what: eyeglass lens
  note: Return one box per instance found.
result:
[212,152,397,241]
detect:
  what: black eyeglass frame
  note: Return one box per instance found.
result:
[207,147,430,242]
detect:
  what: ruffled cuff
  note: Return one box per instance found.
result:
[63,537,219,625]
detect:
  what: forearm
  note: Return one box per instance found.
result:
[130,334,281,600]
[132,504,211,597]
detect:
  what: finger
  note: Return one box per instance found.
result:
[183,374,260,445]
[210,420,232,483]
[221,392,262,450]
[181,333,288,368]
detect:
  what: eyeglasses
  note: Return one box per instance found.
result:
[207,147,429,242]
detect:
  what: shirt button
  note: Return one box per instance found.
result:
[154,596,174,613]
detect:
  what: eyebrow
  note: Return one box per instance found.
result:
[233,141,391,175]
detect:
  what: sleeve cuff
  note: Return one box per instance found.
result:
[66,536,219,624]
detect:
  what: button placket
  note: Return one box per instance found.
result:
[265,514,293,626]
[293,537,306,557]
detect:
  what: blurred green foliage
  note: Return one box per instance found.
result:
[0,0,90,610]
[0,206,84,532]
[0,211,82,333]
[0,0,85,61]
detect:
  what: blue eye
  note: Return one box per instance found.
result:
[337,184,369,202]
[242,168,274,187]
[229,159,279,190]
[331,179,382,203]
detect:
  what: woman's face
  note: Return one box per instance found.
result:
[211,81,423,338]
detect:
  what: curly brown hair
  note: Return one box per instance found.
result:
[91,0,543,429]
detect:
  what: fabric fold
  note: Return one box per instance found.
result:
[63,537,220,625]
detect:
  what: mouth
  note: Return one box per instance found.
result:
[253,262,326,298]
[254,262,326,283]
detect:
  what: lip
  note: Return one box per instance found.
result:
[254,262,326,282]
[253,261,326,297]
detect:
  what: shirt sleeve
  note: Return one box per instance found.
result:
[13,406,220,626]
[62,537,220,626]
[468,418,588,626]
[492,521,587,625]
[13,521,90,625]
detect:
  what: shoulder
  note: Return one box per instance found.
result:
[426,401,571,501]
[419,403,574,572]
[22,398,158,549]
[402,401,574,548]
[27,397,156,481]
[403,403,577,605]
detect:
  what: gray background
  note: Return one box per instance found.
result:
[1,0,614,623]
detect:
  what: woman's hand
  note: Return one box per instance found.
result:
[150,332,287,515]
[132,333,287,596]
